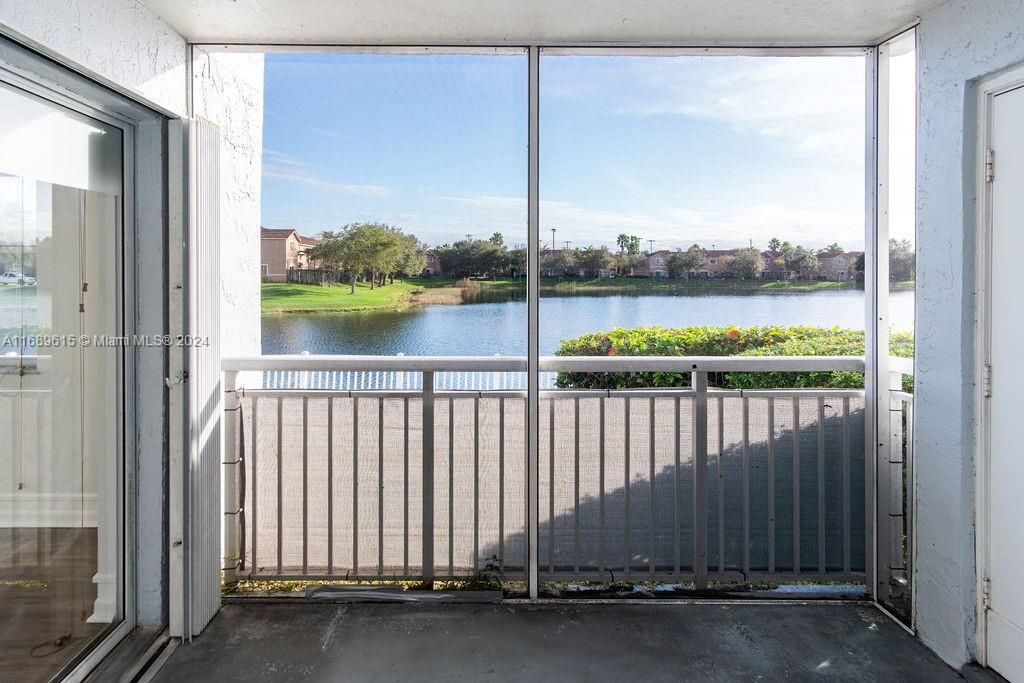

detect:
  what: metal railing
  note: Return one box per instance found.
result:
[879,356,915,621]
[222,355,890,591]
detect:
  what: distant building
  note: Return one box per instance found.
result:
[260,227,320,282]
[424,249,444,276]
[760,250,794,280]
[634,249,673,278]
[641,248,740,278]
[819,251,863,281]
[700,249,738,278]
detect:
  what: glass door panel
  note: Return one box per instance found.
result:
[0,81,122,682]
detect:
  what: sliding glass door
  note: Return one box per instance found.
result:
[0,80,124,681]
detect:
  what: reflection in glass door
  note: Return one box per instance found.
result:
[0,81,122,681]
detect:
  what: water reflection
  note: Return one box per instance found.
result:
[263,289,915,356]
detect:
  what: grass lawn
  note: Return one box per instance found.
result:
[262,280,427,313]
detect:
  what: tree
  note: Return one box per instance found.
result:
[889,238,915,281]
[577,246,613,277]
[307,224,385,293]
[546,249,577,277]
[768,237,782,252]
[725,247,765,280]
[509,244,528,277]
[434,236,511,279]
[668,244,708,278]
[616,234,641,256]
[820,242,844,256]
[306,223,426,292]
[617,252,644,276]
[367,226,404,288]
[395,233,427,282]
[784,245,819,279]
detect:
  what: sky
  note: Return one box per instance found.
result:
[261,51,911,252]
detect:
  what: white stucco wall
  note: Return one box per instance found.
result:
[191,48,264,356]
[916,0,1024,668]
[0,0,187,115]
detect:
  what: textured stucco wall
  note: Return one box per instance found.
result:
[0,0,187,115]
[192,48,264,356]
[916,0,1024,668]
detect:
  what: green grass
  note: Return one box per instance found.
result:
[262,280,426,313]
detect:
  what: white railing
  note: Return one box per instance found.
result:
[222,355,890,590]
[881,356,915,619]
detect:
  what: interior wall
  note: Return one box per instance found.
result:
[916,0,1024,668]
[191,48,264,356]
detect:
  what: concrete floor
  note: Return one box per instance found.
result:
[155,601,966,682]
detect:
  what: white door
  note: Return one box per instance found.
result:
[987,83,1024,682]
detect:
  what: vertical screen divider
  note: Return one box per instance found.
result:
[527,45,540,599]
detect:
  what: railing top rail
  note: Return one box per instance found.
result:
[222,354,866,373]
[889,356,915,376]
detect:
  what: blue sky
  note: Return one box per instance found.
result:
[262,51,868,251]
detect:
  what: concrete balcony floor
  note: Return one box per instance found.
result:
[154,601,979,682]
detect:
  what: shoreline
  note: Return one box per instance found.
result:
[262,278,915,315]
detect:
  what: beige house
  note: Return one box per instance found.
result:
[260,227,319,282]
[819,251,863,281]
[424,249,444,276]
[633,249,673,277]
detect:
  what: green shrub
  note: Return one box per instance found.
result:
[554,325,913,390]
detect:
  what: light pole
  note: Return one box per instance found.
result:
[647,239,655,255]
[551,227,557,251]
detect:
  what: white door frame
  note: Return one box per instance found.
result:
[973,60,1024,668]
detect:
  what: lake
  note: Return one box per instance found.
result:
[262,289,915,356]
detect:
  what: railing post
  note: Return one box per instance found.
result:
[692,369,708,590]
[876,368,904,604]
[888,370,907,593]
[421,371,435,587]
[904,396,914,599]
[222,369,240,585]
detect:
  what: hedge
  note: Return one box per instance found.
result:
[554,325,913,390]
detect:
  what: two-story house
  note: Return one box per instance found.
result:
[260,227,320,282]
[818,251,863,281]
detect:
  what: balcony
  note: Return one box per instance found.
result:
[220,354,913,606]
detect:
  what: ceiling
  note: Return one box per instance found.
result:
[140,0,945,46]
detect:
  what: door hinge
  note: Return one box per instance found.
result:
[982,576,992,610]
[983,363,993,398]
[986,149,995,183]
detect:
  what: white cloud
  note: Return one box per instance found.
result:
[263,167,391,198]
[618,56,866,164]
[306,125,351,141]
[263,148,390,197]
